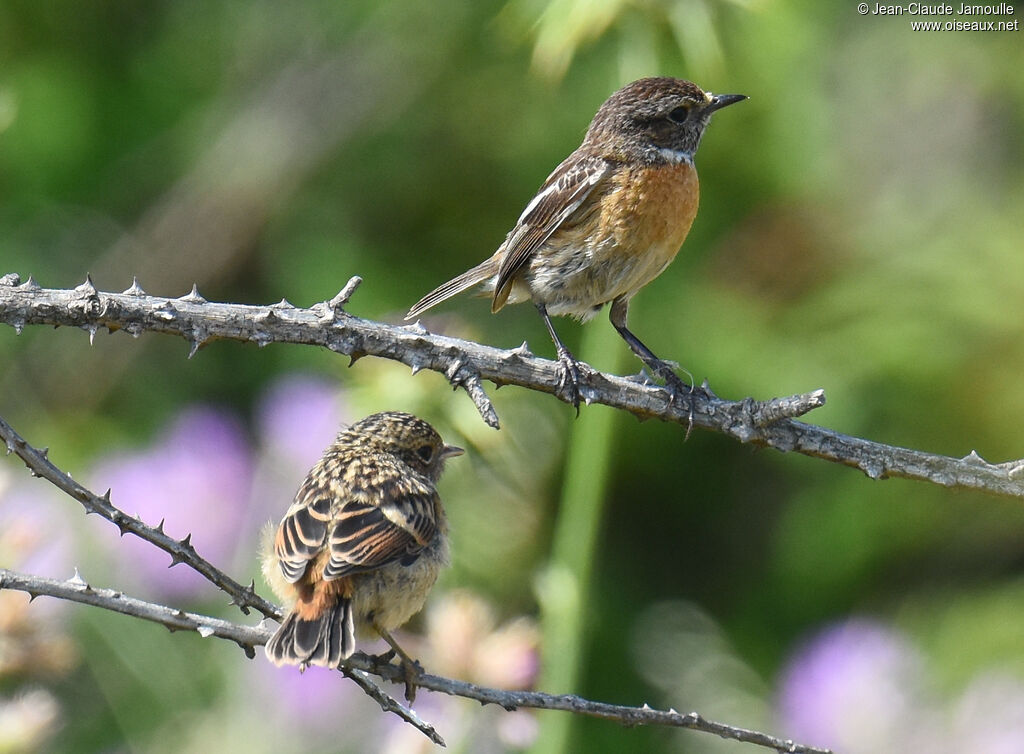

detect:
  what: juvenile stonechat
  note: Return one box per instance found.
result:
[262,411,463,681]
[407,77,746,407]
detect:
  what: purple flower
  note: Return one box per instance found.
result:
[777,619,922,752]
[255,375,348,472]
[246,375,348,541]
[89,406,252,600]
[0,478,77,582]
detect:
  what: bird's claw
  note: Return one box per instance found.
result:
[366,648,397,667]
[399,657,424,704]
[555,347,594,415]
[648,360,704,438]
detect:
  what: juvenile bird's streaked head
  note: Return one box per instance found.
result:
[343,411,464,481]
[585,77,746,163]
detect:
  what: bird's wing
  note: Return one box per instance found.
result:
[274,478,333,584]
[321,455,438,581]
[492,151,612,311]
[273,454,438,584]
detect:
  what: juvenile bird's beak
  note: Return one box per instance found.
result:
[441,445,465,459]
[705,93,747,113]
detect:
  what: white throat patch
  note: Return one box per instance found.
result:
[657,147,694,166]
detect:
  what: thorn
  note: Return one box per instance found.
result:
[963,450,988,465]
[85,323,98,345]
[155,518,166,534]
[512,341,533,358]
[115,515,132,536]
[187,339,201,359]
[19,275,41,291]
[175,609,187,619]
[272,298,295,310]
[101,488,112,503]
[179,533,193,549]
[410,363,422,376]
[240,643,256,659]
[123,276,146,296]
[39,446,49,461]
[404,320,428,335]
[75,274,97,296]
[69,568,91,591]
[229,581,257,615]
[348,351,365,367]
[256,308,278,323]
[179,284,206,303]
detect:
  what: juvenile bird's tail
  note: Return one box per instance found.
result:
[265,597,354,669]
[405,257,499,320]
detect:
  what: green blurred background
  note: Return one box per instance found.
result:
[2,1,1023,752]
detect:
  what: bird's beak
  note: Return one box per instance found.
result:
[441,445,465,459]
[705,93,747,113]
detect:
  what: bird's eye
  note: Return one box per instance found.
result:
[668,106,689,124]
[416,444,435,463]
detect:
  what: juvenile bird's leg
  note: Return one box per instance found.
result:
[376,626,423,703]
[535,303,591,412]
[609,298,699,425]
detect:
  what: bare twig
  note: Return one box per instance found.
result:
[1,273,1021,498]
[0,568,832,754]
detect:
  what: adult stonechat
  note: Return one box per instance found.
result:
[407,77,746,407]
[263,411,463,690]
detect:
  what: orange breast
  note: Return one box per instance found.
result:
[517,160,701,317]
[599,162,699,256]
[591,162,699,300]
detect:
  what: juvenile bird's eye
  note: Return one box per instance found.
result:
[668,106,689,124]
[416,444,435,463]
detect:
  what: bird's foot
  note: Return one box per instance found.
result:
[646,359,705,438]
[397,656,424,704]
[555,345,595,415]
[366,648,397,667]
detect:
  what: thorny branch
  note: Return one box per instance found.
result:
[0,410,828,751]
[1,273,1022,497]
[0,413,276,619]
[0,569,832,754]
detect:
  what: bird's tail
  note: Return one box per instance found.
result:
[265,597,354,669]
[405,257,500,320]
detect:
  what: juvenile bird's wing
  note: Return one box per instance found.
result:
[274,471,334,584]
[274,454,438,584]
[492,152,612,311]
[322,454,438,580]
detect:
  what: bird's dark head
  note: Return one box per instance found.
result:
[585,77,746,164]
[349,411,463,481]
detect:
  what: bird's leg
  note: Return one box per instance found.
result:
[535,302,591,413]
[376,626,422,703]
[609,298,700,424]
